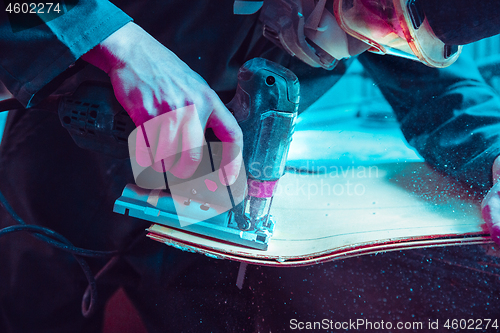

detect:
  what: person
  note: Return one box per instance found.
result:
[1,1,500,332]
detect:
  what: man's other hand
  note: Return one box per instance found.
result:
[81,22,243,185]
[481,156,500,245]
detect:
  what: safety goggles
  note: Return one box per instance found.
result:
[235,0,462,69]
[334,0,462,68]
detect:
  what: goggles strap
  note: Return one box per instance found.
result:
[305,0,327,31]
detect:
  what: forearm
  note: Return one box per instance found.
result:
[81,21,139,74]
[359,52,500,191]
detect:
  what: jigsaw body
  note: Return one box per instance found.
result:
[114,58,299,250]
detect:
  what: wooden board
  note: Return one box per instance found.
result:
[146,162,492,266]
[143,97,494,266]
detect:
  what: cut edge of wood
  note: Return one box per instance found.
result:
[146,224,492,267]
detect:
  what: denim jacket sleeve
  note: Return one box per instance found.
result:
[358,52,500,191]
[0,0,131,107]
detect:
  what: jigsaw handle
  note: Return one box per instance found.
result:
[54,82,136,159]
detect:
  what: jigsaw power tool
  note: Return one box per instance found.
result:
[227,57,300,241]
[48,58,300,250]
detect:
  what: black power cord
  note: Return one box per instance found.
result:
[0,188,121,317]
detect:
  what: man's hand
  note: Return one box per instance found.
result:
[481,156,500,244]
[82,22,243,184]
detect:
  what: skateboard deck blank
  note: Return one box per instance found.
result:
[146,162,491,266]
[143,92,492,266]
